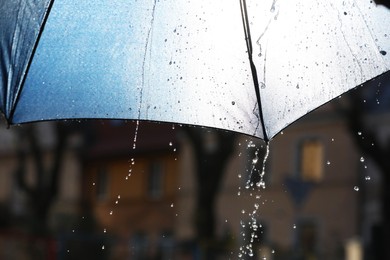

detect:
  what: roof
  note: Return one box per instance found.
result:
[83,120,179,159]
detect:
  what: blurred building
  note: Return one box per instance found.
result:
[176,85,390,260]
[81,121,180,259]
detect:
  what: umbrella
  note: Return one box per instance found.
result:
[1,0,389,141]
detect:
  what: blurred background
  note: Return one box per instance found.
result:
[0,73,389,260]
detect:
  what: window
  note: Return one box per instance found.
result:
[296,220,318,259]
[148,161,164,199]
[130,231,148,259]
[299,139,324,182]
[96,166,109,200]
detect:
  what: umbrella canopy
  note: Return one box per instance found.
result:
[1,0,389,141]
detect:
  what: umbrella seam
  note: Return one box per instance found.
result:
[239,0,269,142]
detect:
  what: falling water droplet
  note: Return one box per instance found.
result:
[326,161,331,165]
[360,157,365,162]
[133,120,140,149]
[354,186,359,191]
[102,245,105,250]
[109,211,113,215]
[171,203,174,207]
[365,176,371,181]
[169,142,173,146]
[293,224,297,229]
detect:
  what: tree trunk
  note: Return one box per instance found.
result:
[184,127,236,259]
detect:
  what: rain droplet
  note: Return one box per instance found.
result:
[260,82,266,89]
[109,211,113,215]
[102,245,105,250]
[232,101,236,105]
[354,186,359,191]
[380,50,387,56]
[171,203,174,207]
[241,209,246,214]
[293,224,297,229]
[104,229,107,233]
[169,142,173,146]
[365,176,371,181]
[326,161,331,165]
[360,157,365,162]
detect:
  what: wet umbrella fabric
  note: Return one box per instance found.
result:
[1,0,389,141]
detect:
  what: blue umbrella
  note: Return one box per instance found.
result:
[1,0,389,141]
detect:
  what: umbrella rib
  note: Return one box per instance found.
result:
[239,0,268,142]
[8,0,55,124]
